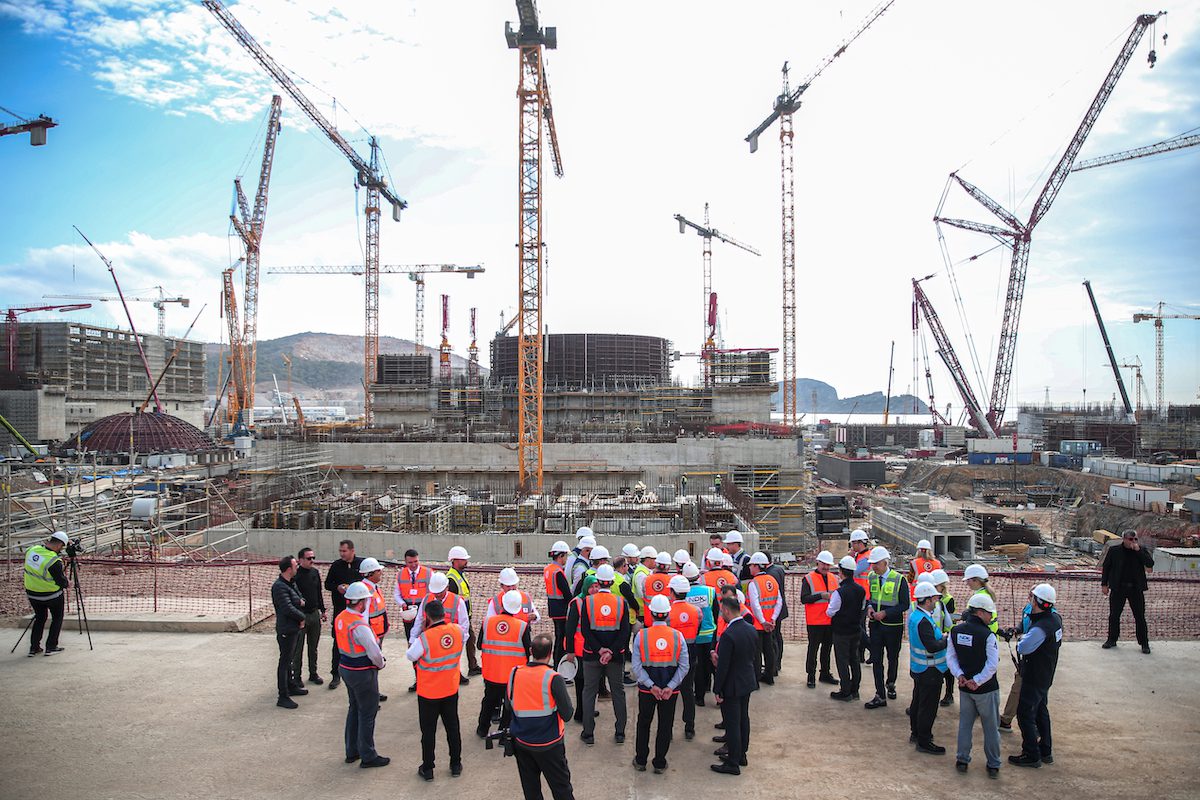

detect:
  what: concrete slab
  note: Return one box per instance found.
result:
[0,632,1196,799]
[0,604,271,634]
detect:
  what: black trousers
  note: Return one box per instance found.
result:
[693,641,713,702]
[418,693,462,770]
[514,740,575,800]
[478,678,511,734]
[1107,586,1149,646]
[276,629,300,699]
[757,629,776,682]
[772,619,785,673]
[909,668,944,745]
[869,623,903,698]
[719,693,751,765]
[832,631,862,695]
[292,610,322,680]
[634,691,678,769]
[805,625,834,678]
[1016,681,1052,760]
[552,618,567,665]
[28,594,65,651]
[679,644,697,732]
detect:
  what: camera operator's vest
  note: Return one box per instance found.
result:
[508,663,564,747]
[24,545,62,598]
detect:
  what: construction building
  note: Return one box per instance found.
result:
[1018,403,1200,459]
[869,493,976,560]
[817,451,887,487]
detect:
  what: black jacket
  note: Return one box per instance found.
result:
[713,616,759,698]
[324,556,364,614]
[765,563,789,620]
[1101,543,1154,592]
[272,576,307,633]
[295,565,325,613]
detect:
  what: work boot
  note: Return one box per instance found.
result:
[1008,753,1041,768]
[1142,644,1152,654]
[864,696,887,710]
[999,719,1012,730]
[308,673,324,686]
[830,691,854,702]
[467,666,482,677]
[819,673,839,685]
[916,742,946,755]
[329,675,341,690]
[360,756,390,769]
[806,676,816,689]
[277,697,299,709]
[886,683,897,700]
[1101,640,1117,649]
[288,687,309,697]
[940,692,954,707]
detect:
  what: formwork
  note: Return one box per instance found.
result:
[375,354,432,385]
[490,333,671,388]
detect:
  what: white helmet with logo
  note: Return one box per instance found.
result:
[682,562,700,580]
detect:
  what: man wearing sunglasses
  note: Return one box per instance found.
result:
[1101,529,1155,654]
[293,548,328,687]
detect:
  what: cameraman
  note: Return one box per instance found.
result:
[507,633,575,800]
[24,531,70,657]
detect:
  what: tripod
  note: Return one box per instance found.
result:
[8,549,93,654]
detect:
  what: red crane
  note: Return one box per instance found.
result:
[4,304,91,373]
[912,276,990,436]
[439,294,452,386]
[467,307,480,387]
[933,12,1164,435]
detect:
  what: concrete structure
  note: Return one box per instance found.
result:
[0,386,66,447]
[816,451,886,488]
[869,493,975,559]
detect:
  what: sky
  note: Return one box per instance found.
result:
[2,0,1198,418]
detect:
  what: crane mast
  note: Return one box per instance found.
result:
[468,307,480,386]
[1133,303,1200,418]
[439,294,452,386]
[912,277,991,436]
[221,267,248,430]
[1083,280,1133,420]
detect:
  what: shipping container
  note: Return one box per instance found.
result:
[967,452,1033,465]
[1108,482,1170,512]
[1060,439,1103,456]
[1049,453,1083,470]
[967,438,1034,454]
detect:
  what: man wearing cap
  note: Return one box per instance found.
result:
[336,581,389,768]
[827,555,866,701]
[324,539,364,691]
[631,595,689,774]
[486,568,541,625]
[907,540,942,601]
[864,546,910,709]
[23,531,70,657]
[746,553,782,685]
[800,551,839,689]
[848,529,873,662]
[272,555,309,708]
[407,599,465,780]
[684,561,718,708]
[477,590,533,739]
[577,564,631,746]
[947,593,1001,777]
[725,531,750,577]
[446,546,481,677]
[1009,584,1062,769]
[359,557,390,702]
[507,633,576,800]
[545,542,573,664]
[1101,529,1155,654]
[908,581,949,754]
[411,572,472,686]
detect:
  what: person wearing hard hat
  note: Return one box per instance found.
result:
[672,549,691,574]
[612,556,643,689]
[724,531,749,576]
[908,581,950,754]
[703,548,737,592]
[763,555,790,677]
[946,592,1001,777]
[410,572,472,688]
[324,539,364,691]
[929,568,957,707]
[641,553,674,627]
[406,599,465,780]
[359,557,390,703]
[998,592,1039,731]
[574,547,630,699]
[963,564,999,634]
[336,581,389,768]
[507,632,577,800]
[23,531,70,657]
[800,551,840,689]
[565,530,594,594]
[907,540,942,601]
[574,545,612,596]
[683,561,718,709]
[714,584,752,642]
[680,472,689,498]
[446,546,482,678]
[632,546,657,608]
[746,553,782,685]
[477,590,533,740]
[576,564,630,746]
[393,548,432,693]
[1009,583,1062,769]
[864,546,910,709]
[563,581,596,718]
[848,529,873,663]
[622,543,641,561]
[666,574,701,739]
[631,594,689,774]
[827,555,867,701]
[545,541,573,665]
[1101,528,1155,654]
[486,568,541,625]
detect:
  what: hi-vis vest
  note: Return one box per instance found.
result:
[416,623,464,699]
[334,609,376,670]
[569,597,584,657]
[632,564,651,599]
[508,663,564,747]
[804,570,839,626]
[23,545,62,596]
[544,562,566,600]
[586,591,625,633]
[669,599,701,644]
[398,565,432,605]
[750,573,780,631]
[642,573,672,625]
[853,549,871,593]
[447,567,471,610]
[686,583,718,642]
[481,613,528,684]
[703,568,737,592]
[637,623,684,693]
[364,579,389,637]
[868,569,904,626]
[973,587,1000,633]
[909,556,942,600]
[493,589,536,624]
[908,606,947,673]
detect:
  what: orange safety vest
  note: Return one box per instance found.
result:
[334,609,376,670]
[544,562,565,600]
[397,565,432,605]
[508,663,565,747]
[493,589,535,624]
[586,591,625,633]
[642,573,672,626]
[481,613,528,684]
[415,623,463,700]
[909,555,943,600]
[365,579,389,637]
[570,596,585,657]
[854,550,871,593]
[637,623,684,694]
[669,599,701,644]
[804,569,839,626]
[703,568,738,592]
[716,602,752,639]
[750,573,781,631]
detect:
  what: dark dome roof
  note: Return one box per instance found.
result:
[68,412,214,453]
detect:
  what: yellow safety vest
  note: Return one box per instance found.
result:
[868,569,904,627]
[24,545,62,595]
[448,567,471,610]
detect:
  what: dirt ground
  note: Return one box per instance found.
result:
[1,629,1197,800]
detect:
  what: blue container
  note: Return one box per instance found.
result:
[968,452,1033,466]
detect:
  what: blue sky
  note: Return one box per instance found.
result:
[2,0,1198,415]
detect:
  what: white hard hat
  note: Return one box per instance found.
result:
[964,564,989,581]
[502,590,524,615]
[849,529,869,543]
[725,531,744,544]
[967,593,997,614]
[721,553,734,567]
[706,547,725,564]
[359,557,382,574]
[930,569,950,586]
[1031,583,1056,605]
[649,595,671,615]
[50,531,70,545]
[914,582,940,600]
[622,543,641,558]
[578,536,597,549]
[344,581,372,601]
[673,549,690,564]
[916,539,933,551]
[448,545,470,561]
[499,567,519,586]
[639,546,658,559]
[682,562,700,579]
[749,551,769,566]
[429,572,449,593]
[916,571,935,585]
[550,540,570,554]
[816,550,835,566]
[595,564,615,582]
[655,552,672,566]
[400,606,420,622]
[668,575,690,594]
[575,526,594,540]
[867,546,890,564]
[838,555,858,571]
[590,545,610,561]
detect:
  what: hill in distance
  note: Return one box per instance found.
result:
[774,378,930,415]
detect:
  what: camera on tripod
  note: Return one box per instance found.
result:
[484,728,513,757]
[65,538,86,559]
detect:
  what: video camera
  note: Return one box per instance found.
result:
[65,537,86,559]
[484,728,513,757]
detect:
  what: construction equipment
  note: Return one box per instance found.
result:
[1083,280,1134,421]
[4,304,91,373]
[883,340,895,425]
[1119,358,1148,417]
[0,107,57,146]
[675,205,760,385]
[1071,131,1200,172]
[1133,303,1200,417]
[0,411,40,456]
[44,286,190,337]
[266,264,483,354]
[744,1,897,428]
[912,275,991,436]
[934,12,1165,435]
[467,307,480,387]
[438,295,453,386]
[139,304,206,414]
[281,354,293,398]
[204,1,407,427]
[506,0,565,493]
[220,267,249,433]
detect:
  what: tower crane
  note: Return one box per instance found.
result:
[0,107,57,146]
[1083,280,1134,422]
[1118,358,1147,418]
[674,205,760,385]
[744,0,897,428]
[1133,303,1200,417]
[44,286,190,337]
[933,12,1165,435]
[467,307,480,387]
[4,304,91,373]
[438,294,453,386]
[204,1,407,427]
[1071,131,1200,172]
[267,264,484,354]
[221,266,249,433]
[506,0,564,493]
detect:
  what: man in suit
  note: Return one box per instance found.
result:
[1101,529,1155,654]
[711,596,758,776]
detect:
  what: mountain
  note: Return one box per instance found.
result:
[773,378,929,415]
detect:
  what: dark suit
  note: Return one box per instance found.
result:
[713,616,758,767]
[1102,542,1155,646]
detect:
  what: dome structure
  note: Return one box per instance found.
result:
[68,412,213,454]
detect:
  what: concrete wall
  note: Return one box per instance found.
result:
[0,387,66,445]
